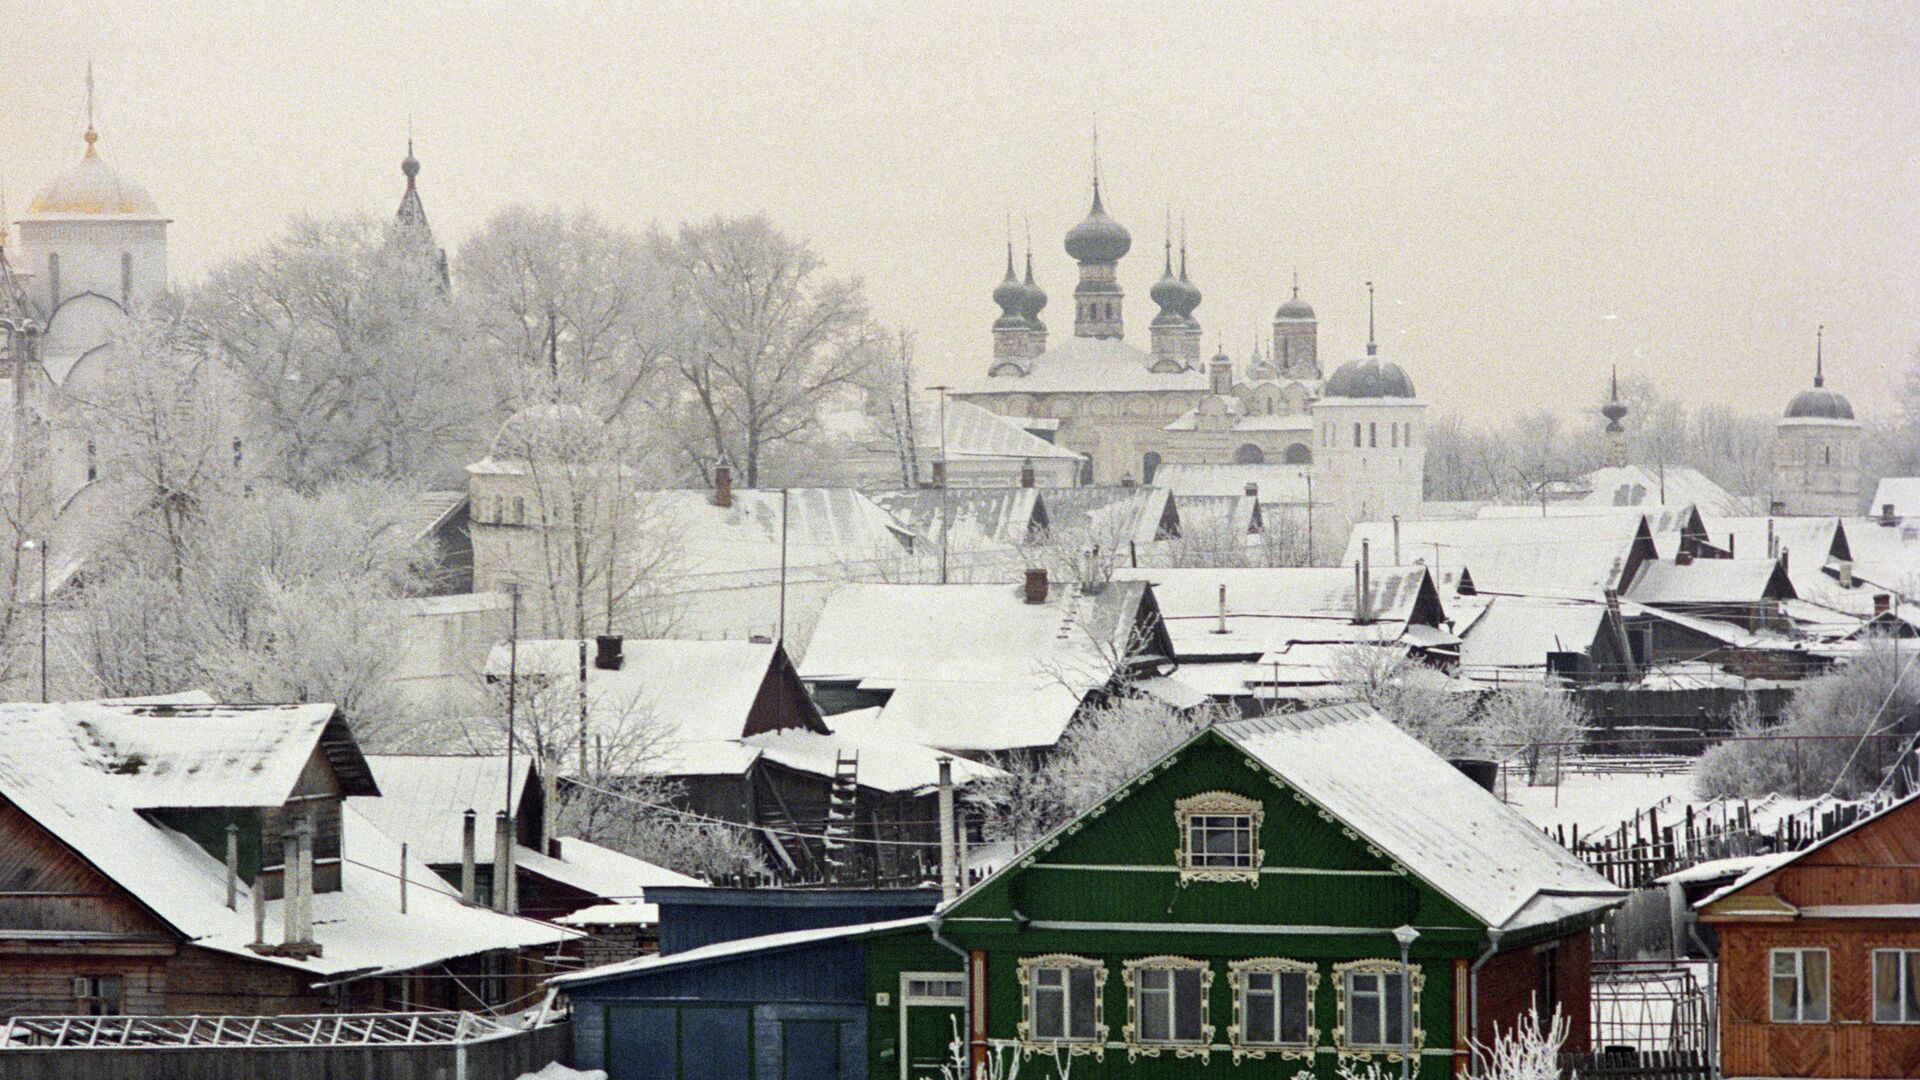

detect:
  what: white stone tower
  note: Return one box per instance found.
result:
[1312,284,1425,556]
[1272,273,1319,379]
[1773,326,1862,516]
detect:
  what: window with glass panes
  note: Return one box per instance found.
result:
[1029,963,1099,1042]
[1769,948,1829,1023]
[1874,949,1920,1024]
[1344,969,1407,1048]
[1133,965,1205,1044]
[1237,965,1312,1047]
[1186,813,1254,869]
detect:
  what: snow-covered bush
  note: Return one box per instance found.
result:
[1481,684,1586,784]
[1470,1005,1568,1080]
[1328,643,1481,758]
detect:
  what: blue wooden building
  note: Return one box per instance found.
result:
[649,886,939,954]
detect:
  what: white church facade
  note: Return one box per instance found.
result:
[953,175,1426,556]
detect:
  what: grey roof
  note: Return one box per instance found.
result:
[1039,485,1177,544]
[1217,705,1624,931]
[1275,291,1315,321]
[869,487,1044,549]
[1784,386,1855,421]
[1324,355,1415,398]
[1626,557,1795,606]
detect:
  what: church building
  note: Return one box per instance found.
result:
[953,173,1426,557]
[1772,326,1862,517]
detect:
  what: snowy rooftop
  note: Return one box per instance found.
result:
[940,399,1083,462]
[1152,463,1312,503]
[1344,514,1654,599]
[1172,495,1262,540]
[1457,597,1610,679]
[1626,557,1792,605]
[515,836,704,923]
[957,336,1209,395]
[642,487,918,587]
[748,723,1004,794]
[0,704,572,978]
[1037,485,1177,544]
[484,638,822,776]
[1560,465,1755,516]
[798,580,1149,751]
[1478,503,1708,560]
[1870,477,1920,519]
[356,754,532,864]
[869,487,1043,551]
[1115,566,1443,659]
[1216,704,1625,931]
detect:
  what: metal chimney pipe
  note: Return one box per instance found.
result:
[297,818,315,945]
[493,811,513,914]
[1217,584,1228,634]
[461,809,477,903]
[1360,540,1373,624]
[251,878,265,947]
[937,757,958,902]
[281,831,299,945]
[225,823,239,911]
[400,843,409,915]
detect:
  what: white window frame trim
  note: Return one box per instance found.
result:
[1769,947,1831,1025]
[1228,957,1319,1062]
[1871,948,1920,1025]
[1174,790,1264,885]
[1015,953,1107,1059]
[1332,958,1424,1062]
[1120,955,1215,1061]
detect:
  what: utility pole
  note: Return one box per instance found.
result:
[929,385,951,584]
[778,487,790,642]
[504,582,521,826]
[21,537,46,702]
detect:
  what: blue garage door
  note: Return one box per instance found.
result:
[782,1019,843,1080]
[607,1004,752,1080]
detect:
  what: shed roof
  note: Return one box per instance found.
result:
[1626,558,1795,605]
[355,755,532,864]
[1343,514,1654,599]
[1114,566,1443,659]
[1457,598,1611,678]
[1038,486,1177,544]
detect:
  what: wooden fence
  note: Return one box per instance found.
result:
[1561,1048,1713,1079]
[0,1014,569,1080]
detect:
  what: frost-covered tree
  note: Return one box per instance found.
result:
[1480,683,1586,784]
[64,480,432,744]
[1327,642,1481,758]
[1470,1005,1569,1080]
[855,330,927,489]
[456,205,670,420]
[186,214,486,488]
[654,214,885,486]
[1696,641,1920,799]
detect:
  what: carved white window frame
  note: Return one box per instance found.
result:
[1016,953,1107,1059]
[1228,957,1320,1062]
[1332,958,1425,1062]
[1121,955,1215,1061]
[1174,790,1264,885]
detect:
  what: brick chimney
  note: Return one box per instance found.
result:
[931,460,948,488]
[1020,459,1035,488]
[1120,472,1137,488]
[1024,568,1049,604]
[1837,560,1854,588]
[595,634,624,671]
[712,464,732,508]
[1244,482,1259,498]
[1676,550,1693,566]
[1876,593,1893,616]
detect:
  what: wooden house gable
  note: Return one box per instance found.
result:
[947,730,1479,935]
[0,795,178,943]
[1706,795,1920,916]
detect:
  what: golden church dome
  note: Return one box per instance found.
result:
[27,132,162,217]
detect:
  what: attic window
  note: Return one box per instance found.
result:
[1174,790,1263,884]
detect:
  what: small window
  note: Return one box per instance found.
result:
[121,252,134,305]
[1353,423,1362,448]
[905,974,967,1003]
[1770,948,1829,1023]
[1334,959,1423,1055]
[47,253,61,305]
[85,438,97,483]
[76,974,123,1016]
[1874,950,1920,1024]
[1369,422,1377,448]
[1125,957,1211,1053]
[1019,954,1104,1051]
[512,496,526,525]
[232,437,244,468]
[1231,958,1317,1058]
[1175,791,1263,883]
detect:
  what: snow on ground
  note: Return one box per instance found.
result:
[516,1064,607,1080]
[1498,764,1702,835]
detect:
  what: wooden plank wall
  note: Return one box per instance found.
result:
[1719,921,1920,1079]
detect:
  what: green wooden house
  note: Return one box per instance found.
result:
[904,702,1624,1079]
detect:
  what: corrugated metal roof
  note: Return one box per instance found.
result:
[1038,486,1175,544]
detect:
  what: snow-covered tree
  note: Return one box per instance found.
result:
[64,480,432,744]
[1470,1005,1569,1080]
[1327,642,1481,758]
[1696,640,1920,798]
[653,214,885,486]
[186,214,486,488]
[1481,683,1587,784]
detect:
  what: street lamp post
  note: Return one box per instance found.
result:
[1393,924,1421,1080]
[20,537,46,703]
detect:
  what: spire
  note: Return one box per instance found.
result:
[1178,214,1189,280]
[1091,118,1102,208]
[1814,324,1825,387]
[1610,364,1619,401]
[1366,281,1377,356]
[1291,269,1299,299]
[1163,208,1173,275]
[83,61,98,157]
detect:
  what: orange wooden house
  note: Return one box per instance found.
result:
[1698,792,1920,1079]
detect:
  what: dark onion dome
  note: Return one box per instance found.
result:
[1021,250,1048,329]
[1150,242,1184,315]
[1784,387,1854,421]
[1324,355,1416,398]
[1275,288,1315,322]
[1063,180,1131,263]
[1602,367,1629,431]
[992,246,1025,315]
[1173,248,1202,318]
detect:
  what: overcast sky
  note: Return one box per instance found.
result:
[6,1,1916,423]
